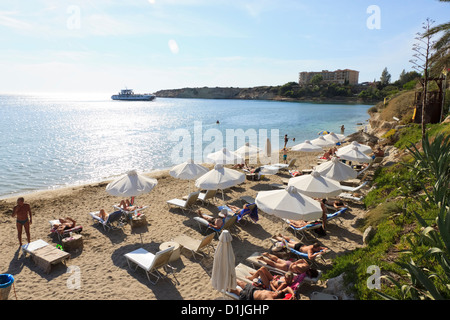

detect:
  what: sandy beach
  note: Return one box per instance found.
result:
[0,149,368,300]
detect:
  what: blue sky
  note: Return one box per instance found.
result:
[0,0,449,93]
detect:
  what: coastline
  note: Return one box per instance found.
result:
[0,148,368,300]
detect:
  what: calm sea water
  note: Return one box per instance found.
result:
[0,93,372,199]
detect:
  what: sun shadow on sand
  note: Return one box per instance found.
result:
[111,242,183,300]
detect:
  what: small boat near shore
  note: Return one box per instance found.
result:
[111,89,156,101]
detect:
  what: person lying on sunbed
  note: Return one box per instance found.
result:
[229,279,295,300]
[257,252,310,274]
[53,217,77,234]
[245,266,295,291]
[272,234,329,260]
[227,203,259,222]
[196,209,226,229]
[118,199,143,211]
[322,199,347,209]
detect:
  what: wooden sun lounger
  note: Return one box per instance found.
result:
[22,240,71,274]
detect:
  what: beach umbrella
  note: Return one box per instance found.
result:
[315,157,358,182]
[310,136,335,148]
[255,185,323,221]
[323,132,344,143]
[206,148,244,165]
[211,230,236,293]
[337,146,373,164]
[105,169,157,198]
[195,164,245,201]
[291,140,323,152]
[169,159,209,192]
[169,159,209,180]
[234,142,261,157]
[318,130,329,135]
[287,170,342,198]
[336,141,372,156]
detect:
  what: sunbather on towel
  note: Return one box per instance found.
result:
[272,234,329,260]
[53,217,76,234]
[196,210,225,229]
[257,252,310,274]
[230,279,294,300]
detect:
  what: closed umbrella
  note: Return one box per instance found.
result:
[195,164,245,201]
[310,136,335,148]
[287,170,342,198]
[336,141,372,156]
[211,230,236,293]
[255,185,323,221]
[106,170,157,198]
[207,148,244,165]
[291,140,323,152]
[337,146,373,164]
[315,157,358,182]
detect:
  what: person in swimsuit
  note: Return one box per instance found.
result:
[196,210,225,229]
[230,279,295,300]
[12,197,32,246]
[245,266,295,292]
[272,234,329,260]
[257,252,310,274]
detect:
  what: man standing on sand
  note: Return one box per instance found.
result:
[12,197,32,246]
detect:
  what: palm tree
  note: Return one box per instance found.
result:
[425,0,450,77]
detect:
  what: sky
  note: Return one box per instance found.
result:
[0,0,449,94]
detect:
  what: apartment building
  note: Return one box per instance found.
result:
[299,69,359,85]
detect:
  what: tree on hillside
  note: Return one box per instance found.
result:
[410,18,436,139]
[310,74,323,86]
[380,67,391,86]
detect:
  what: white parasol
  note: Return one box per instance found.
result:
[206,148,244,165]
[105,169,157,198]
[291,140,323,152]
[211,230,236,293]
[255,185,323,221]
[287,170,342,198]
[315,157,358,182]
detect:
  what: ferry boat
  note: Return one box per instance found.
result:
[111,89,156,101]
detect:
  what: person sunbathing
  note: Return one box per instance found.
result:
[99,209,109,221]
[322,199,347,209]
[272,234,329,260]
[246,266,295,291]
[229,279,295,300]
[118,199,143,212]
[257,252,310,274]
[196,210,225,229]
[54,217,76,234]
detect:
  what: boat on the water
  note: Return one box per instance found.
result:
[111,89,156,101]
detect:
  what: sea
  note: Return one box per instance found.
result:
[0,93,372,199]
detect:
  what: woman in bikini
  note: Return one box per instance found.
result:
[272,234,329,260]
[257,252,310,274]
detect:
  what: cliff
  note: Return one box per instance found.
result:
[154,86,278,100]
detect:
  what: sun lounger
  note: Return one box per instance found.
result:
[113,205,148,215]
[285,208,348,240]
[173,233,215,262]
[49,219,83,241]
[89,210,125,231]
[273,158,297,171]
[198,189,218,205]
[194,214,238,238]
[124,246,175,285]
[167,191,200,214]
[340,181,368,193]
[22,240,71,274]
[339,193,364,202]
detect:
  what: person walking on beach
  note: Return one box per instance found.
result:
[284,134,288,148]
[12,197,32,246]
[282,147,288,164]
